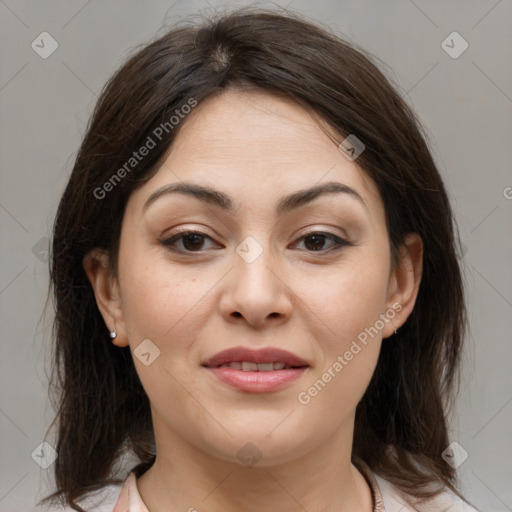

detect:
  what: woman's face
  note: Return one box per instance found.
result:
[90,89,421,466]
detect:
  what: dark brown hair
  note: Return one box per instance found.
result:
[40,6,472,511]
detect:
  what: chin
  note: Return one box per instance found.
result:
[198,425,315,468]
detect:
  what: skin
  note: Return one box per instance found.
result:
[85,89,423,512]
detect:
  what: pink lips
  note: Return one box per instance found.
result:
[202,346,309,393]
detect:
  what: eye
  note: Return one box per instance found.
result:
[293,231,351,252]
[160,230,219,253]
[160,230,351,254]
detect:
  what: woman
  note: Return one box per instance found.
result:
[40,7,479,512]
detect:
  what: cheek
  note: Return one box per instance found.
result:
[298,256,390,343]
[291,254,389,408]
[118,246,213,341]
[294,266,386,425]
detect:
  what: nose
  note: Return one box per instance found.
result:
[219,241,293,328]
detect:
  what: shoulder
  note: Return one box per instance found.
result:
[373,472,480,512]
[36,481,124,512]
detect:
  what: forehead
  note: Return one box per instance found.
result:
[173,90,339,162]
[129,89,383,217]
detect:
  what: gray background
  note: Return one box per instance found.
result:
[0,1,511,511]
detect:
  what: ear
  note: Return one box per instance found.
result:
[83,248,129,347]
[382,233,423,339]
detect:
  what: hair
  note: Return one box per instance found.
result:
[40,6,472,512]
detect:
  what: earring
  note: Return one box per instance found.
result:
[109,315,117,339]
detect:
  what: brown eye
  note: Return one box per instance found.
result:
[161,231,217,253]
[294,232,351,252]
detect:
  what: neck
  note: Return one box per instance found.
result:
[136,418,373,512]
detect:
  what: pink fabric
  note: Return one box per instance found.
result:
[113,472,150,512]
[356,458,387,512]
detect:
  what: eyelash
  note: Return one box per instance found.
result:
[160,230,352,254]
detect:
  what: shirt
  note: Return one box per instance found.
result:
[56,460,479,512]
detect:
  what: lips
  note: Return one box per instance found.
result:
[202,346,309,369]
[202,346,309,392]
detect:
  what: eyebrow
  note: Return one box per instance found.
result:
[143,180,367,215]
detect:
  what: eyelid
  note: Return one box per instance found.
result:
[161,224,352,241]
[294,225,351,242]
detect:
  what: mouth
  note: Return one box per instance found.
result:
[202,346,309,368]
[213,361,304,371]
[202,346,309,393]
